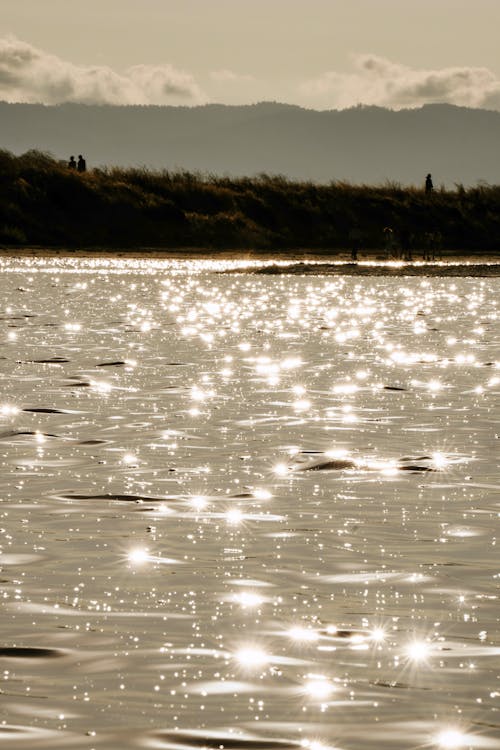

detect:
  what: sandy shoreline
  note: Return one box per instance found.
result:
[1,247,500,275]
[237,260,500,276]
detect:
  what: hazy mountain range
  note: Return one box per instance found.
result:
[1,101,499,186]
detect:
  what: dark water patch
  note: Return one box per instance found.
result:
[61,493,178,503]
[334,630,357,638]
[0,430,35,439]
[294,454,441,473]
[0,726,23,733]
[319,628,364,639]
[0,430,60,440]
[62,381,91,387]
[297,458,357,471]
[151,731,299,750]
[96,360,126,367]
[371,679,431,690]
[0,647,65,659]
[384,386,406,391]
[18,356,70,364]
[399,456,432,462]
[77,438,107,445]
[472,720,500,730]
[22,407,75,414]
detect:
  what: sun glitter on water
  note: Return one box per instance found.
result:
[234,645,269,669]
[404,639,432,662]
[127,547,150,565]
[434,728,470,749]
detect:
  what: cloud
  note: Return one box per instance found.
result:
[210,69,255,83]
[0,36,206,105]
[300,54,500,110]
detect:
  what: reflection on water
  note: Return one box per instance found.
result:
[0,256,499,749]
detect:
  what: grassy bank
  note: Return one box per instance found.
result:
[1,149,500,254]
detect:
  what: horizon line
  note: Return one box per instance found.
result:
[0,99,498,115]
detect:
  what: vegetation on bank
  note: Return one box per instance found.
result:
[1,149,500,254]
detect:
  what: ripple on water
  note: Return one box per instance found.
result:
[18,357,70,364]
[0,261,499,750]
[0,647,66,659]
[21,407,80,414]
[0,724,78,748]
[58,492,180,503]
[147,730,301,750]
[0,430,60,440]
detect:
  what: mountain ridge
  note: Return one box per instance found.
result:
[1,101,499,186]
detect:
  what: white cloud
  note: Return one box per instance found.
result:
[210,69,255,83]
[0,36,206,105]
[300,54,500,110]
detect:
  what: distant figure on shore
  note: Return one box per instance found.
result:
[399,227,412,261]
[77,155,87,173]
[383,226,394,258]
[423,232,435,261]
[348,227,362,261]
[68,155,76,170]
[425,173,433,194]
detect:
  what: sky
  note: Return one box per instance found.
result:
[1,0,500,110]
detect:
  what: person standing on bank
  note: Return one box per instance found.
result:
[77,155,87,173]
[425,173,433,194]
[68,155,76,170]
[348,226,362,262]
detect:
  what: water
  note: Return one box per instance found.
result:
[0,256,499,750]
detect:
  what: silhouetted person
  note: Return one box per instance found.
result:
[399,227,412,261]
[68,155,76,170]
[425,173,433,194]
[423,232,434,261]
[383,226,394,258]
[348,227,362,261]
[77,155,86,173]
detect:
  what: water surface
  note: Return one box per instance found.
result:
[1,256,499,749]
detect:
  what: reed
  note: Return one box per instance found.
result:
[0,149,499,254]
